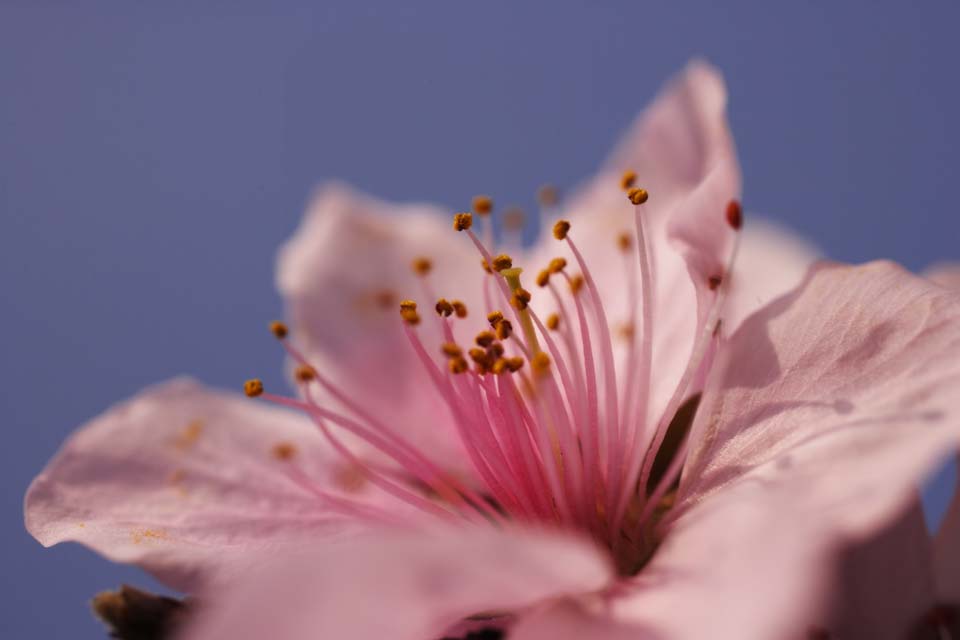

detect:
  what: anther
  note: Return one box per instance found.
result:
[448,357,469,375]
[472,195,493,215]
[400,308,421,326]
[441,342,463,357]
[708,275,722,291]
[726,199,743,230]
[451,300,468,318]
[271,442,298,461]
[399,300,417,311]
[503,207,525,230]
[537,184,559,207]
[535,269,551,288]
[475,331,496,348]
[453,212,473,231]
[374,289,397,310]
[620,170,637,190]
[627,188,649,205]
[617,232,632,252]
[492,254,514,272]
[487,310,504,326]
[511,287,532,311]
[569,274,584,295]
[244,379,264,398]
[270,321,288,339]
[411,257,433,276]
[480,258,493,274]
[435,298,454,317]
[294,365,316,383]
[506,356,524,372]
[553,220,571,240]
[488,342,505,358]
[546,313,560,330]
[491,358,510,375]
[495,319,513,340]
[468,347,489,364]
[530,351,551,376]
[548,257,567,273]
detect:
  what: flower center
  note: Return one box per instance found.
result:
[246,175,741,576]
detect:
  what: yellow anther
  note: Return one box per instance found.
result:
[506,356,525,372]
[492,254,513,272]
[451,300,468,318]
[546,313,560,331]
[487,310,504,326]
[617,232,632,252]
[435,298,454,317]
[453,212,473,231]
[399,299,417,311]
[537,184,559,207]
[548,257,567,273]
[481,258,493,274]
[449,357,469,374]
[294,365,316,382]
[491,358,509,375]
[400,308,421,326]
[569,274,584,295]
[244,379,264,398]
[411,256,433,276]
[495,319,513,340]
[535,269,551,288]
[627,188,649,205]
[488,342,505,358]
[475,331,496,348]
[530,351,551,375]
[511,287,532,311]
[270,321,288,339]
[472,195,493,215]
[468,347,489,363]
[621,170,637,190]
[553,220,571,240]
[441,342,463,357]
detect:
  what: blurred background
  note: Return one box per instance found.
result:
[2,1,959,637]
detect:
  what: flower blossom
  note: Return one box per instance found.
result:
[25,62,960,640]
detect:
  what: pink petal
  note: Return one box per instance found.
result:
[935,454,960,602]
[611,481,827,640]
[681,261,960,530]
[276,182,480,472]
[181,526,613,640]
[25,378,386,591]
[925,262,960,291]
[510,601,652,640]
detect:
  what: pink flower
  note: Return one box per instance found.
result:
[25,62,960,639]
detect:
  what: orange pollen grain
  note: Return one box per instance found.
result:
[453,212,473,231]
[492,254,513,272]
[244,379,264,397]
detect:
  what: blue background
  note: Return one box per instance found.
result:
[2,2,958,637]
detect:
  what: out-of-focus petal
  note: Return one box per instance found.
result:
[25,378,383,591]
[276,182,481,471]
[181,526,613,640]
[925,262,960,291]
[935,454,960,602]
[510,601,654,640]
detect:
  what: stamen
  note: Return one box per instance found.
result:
[511,287,532,311]
[475,331,496,348]
[620,170,637,190]
[492,254,514,272]
[294,365,317,383]
[451,300,468,318]
[549,257,567,273]
[487,310,504,325]
[449,357,469,374]
[553,220,570,240]
[535,269,550,287]
[269,321,289,339]
[500,268,541,354]
[400,308,421,325]
[435,298,454,317]
[725,199,743,230]
[453,212,473,231]
[472,195,493,215]
[441,342,462,358]
[546,313,560,331]
[627,188,649,205]
[411,256,433,276]
[243,379,264,398]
